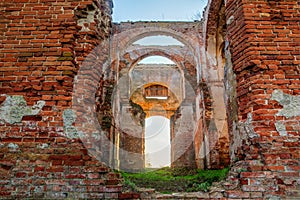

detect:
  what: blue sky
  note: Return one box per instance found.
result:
[112,0,208,22]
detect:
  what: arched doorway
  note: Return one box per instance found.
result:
[145,116,171,168]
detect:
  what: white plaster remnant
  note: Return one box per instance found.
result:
[226,15,234,25]
[63,109,76,126]
[241,113,258,139]
[92,132,101,140]
[271,89,300,118]
[37,143,49,149]
[8,143,19,151]
[76,2,105,32]
[274,121,287,136]
[77,9,96,31]
[24,121,37,130]
[63,109,83,139]
[231,113,259,161]
[0,95,45,124]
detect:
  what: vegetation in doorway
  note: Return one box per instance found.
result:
[121,167,229,193]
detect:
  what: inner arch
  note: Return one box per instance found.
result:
[122,30,194,54]
[128,54,184,76]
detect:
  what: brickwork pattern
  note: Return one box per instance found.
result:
[0,0,299,199]
[0,0,127,198]
[223,0,300,198]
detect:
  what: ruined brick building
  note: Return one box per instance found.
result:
[0,0,299,199]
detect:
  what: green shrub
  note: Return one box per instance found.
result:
[120,167,229,193]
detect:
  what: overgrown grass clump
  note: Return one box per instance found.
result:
[121,167,229,193]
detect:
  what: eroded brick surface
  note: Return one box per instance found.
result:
[0,0,124,199]
[0,0,299,199]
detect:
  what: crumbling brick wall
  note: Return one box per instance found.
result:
[0,0,128,199]
[222,0,300,198]
[0,0,299,199]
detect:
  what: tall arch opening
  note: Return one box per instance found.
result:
[145,116,171,168]
[90,0,231,195]
[109,1,211,172]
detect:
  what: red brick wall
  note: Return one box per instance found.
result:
[224,0,300,198]
[0,0,131,198]
[0,0,299,198]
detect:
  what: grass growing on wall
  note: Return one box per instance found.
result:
[121,167,229,193]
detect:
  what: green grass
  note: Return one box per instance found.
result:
[120,167,229,193]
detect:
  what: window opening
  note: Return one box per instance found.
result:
[144,85,169,100]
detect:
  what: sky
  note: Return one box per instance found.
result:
[145,116,171,168]
[134,36,184,46]
[139,56,175,64]
[112,0,208,22]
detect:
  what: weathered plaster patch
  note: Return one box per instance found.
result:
[266,195,281,200]
[270,90,300,136]
[23,121,37,131]
[75,2,105,32]
[8,143,19,152]
[231,113,259,160]
[241,113,258,139]
[271,89,300,118]
[274,121,287,136]
[37,143,49,149]
[63,109,76,126]
[0,95,45,124]
[226,15,234,25]
[63,109,83,139]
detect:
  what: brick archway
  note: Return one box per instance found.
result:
[102,21,230,170]
[110,27,203,168]
[111,22,203,82]
[126,48,196,75]
[114,58,198,169]
[121,49,198,91]
[1,0,300,198]
[69,18,230,171]
[112,22,200,54]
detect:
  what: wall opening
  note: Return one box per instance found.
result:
[138,56,176,65]
[145,116,171,168]
[144,84,169,100]
[133,35,184,46]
